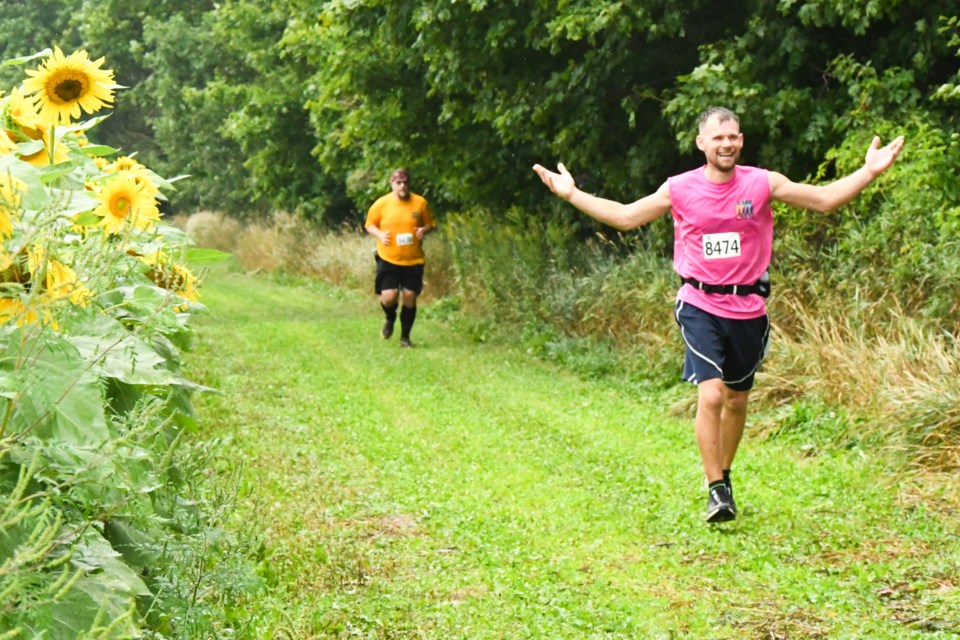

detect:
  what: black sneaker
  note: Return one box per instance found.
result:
[705,475,737,515]
[400,337,414,348]
[381,320,394,340]
[706,483,736,523]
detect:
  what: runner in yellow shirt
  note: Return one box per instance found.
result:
[364,168,437,348]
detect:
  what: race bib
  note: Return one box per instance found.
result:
[702,232,741,260]
[396,232,414,246]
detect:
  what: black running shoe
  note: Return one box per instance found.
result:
[725,477,737,516]
[400,337,414,348]
[705,475,738,516]
[381,320,394,340]
[706,484,736,523]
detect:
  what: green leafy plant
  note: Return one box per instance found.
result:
[0,47,252,638]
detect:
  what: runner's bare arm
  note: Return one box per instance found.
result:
[366,224,391,245]
[769,135,905,212]
[532,163,672,230]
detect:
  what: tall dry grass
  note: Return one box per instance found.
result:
[183,210,455,300]
[759,288,960,469]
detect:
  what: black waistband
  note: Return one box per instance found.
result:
[681,275,770,298]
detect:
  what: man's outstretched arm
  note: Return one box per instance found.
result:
[532,162,672,231]
[770,135,905,212]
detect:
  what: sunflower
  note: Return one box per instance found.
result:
[106,155,161,196]
[2,89,69,165]
[0,297,37,326]
[139,252,200,309]
[0,130,15,155]
[27,242,44,275]
[167,263,199,309]
[46,259,91,306]
[93,174,160,235]
[0,174,26,237]
[3,87,43,132]
[23,47,116,126]
[107,155,144,172]
[16,123,69,166]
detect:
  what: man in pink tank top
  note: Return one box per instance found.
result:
[533,107,904,523]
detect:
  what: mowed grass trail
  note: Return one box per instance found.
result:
[186,268,960,639]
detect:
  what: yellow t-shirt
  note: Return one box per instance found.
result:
[365,192,436,266]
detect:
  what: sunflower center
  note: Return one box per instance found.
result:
[52,74,86,103]
[111,196,131,219]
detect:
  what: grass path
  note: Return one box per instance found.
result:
[187,269,959,639]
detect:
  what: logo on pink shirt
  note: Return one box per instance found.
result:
[736,200,754,219]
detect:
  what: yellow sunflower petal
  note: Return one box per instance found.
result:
[93,174,160,235]
[0,297,39,327]
[23,47,116,126]
[0,174,26,237]
[46,260,91,306]
[107,156,144,172]
[4,87,43,131]
[0,131,15,154]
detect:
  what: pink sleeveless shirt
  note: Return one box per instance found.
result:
[667,165,772,320]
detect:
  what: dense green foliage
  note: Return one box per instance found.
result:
[0,0,956,226]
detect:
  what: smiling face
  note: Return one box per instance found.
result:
[696,114,743,181]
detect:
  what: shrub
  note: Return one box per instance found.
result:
[185,210,243,252]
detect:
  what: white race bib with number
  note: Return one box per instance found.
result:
[702,232,741,260]
[396,232,414,246]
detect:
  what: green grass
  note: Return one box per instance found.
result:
[186,267,960,639]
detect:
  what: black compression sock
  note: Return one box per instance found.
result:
[381,301,398,323]
[399,304,417,339]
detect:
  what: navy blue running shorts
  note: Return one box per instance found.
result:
[375,254,425,294]
[674,300,770,391]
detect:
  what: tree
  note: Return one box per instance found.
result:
[0,0,80,88]
[289,0,957,231]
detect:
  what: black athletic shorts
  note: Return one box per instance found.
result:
[375,254,424,294]
[674,300,770,391]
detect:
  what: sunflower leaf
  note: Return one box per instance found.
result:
[0,329,110,446]
[74,144,117,157]
[60,114,111,133]
[0,49,52,67]
[67,315,181,387]
[13,139,44,155]
[0,154,51,210]
[73,210,101,226]
[185,247,232,265]
[47,188,101,217]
